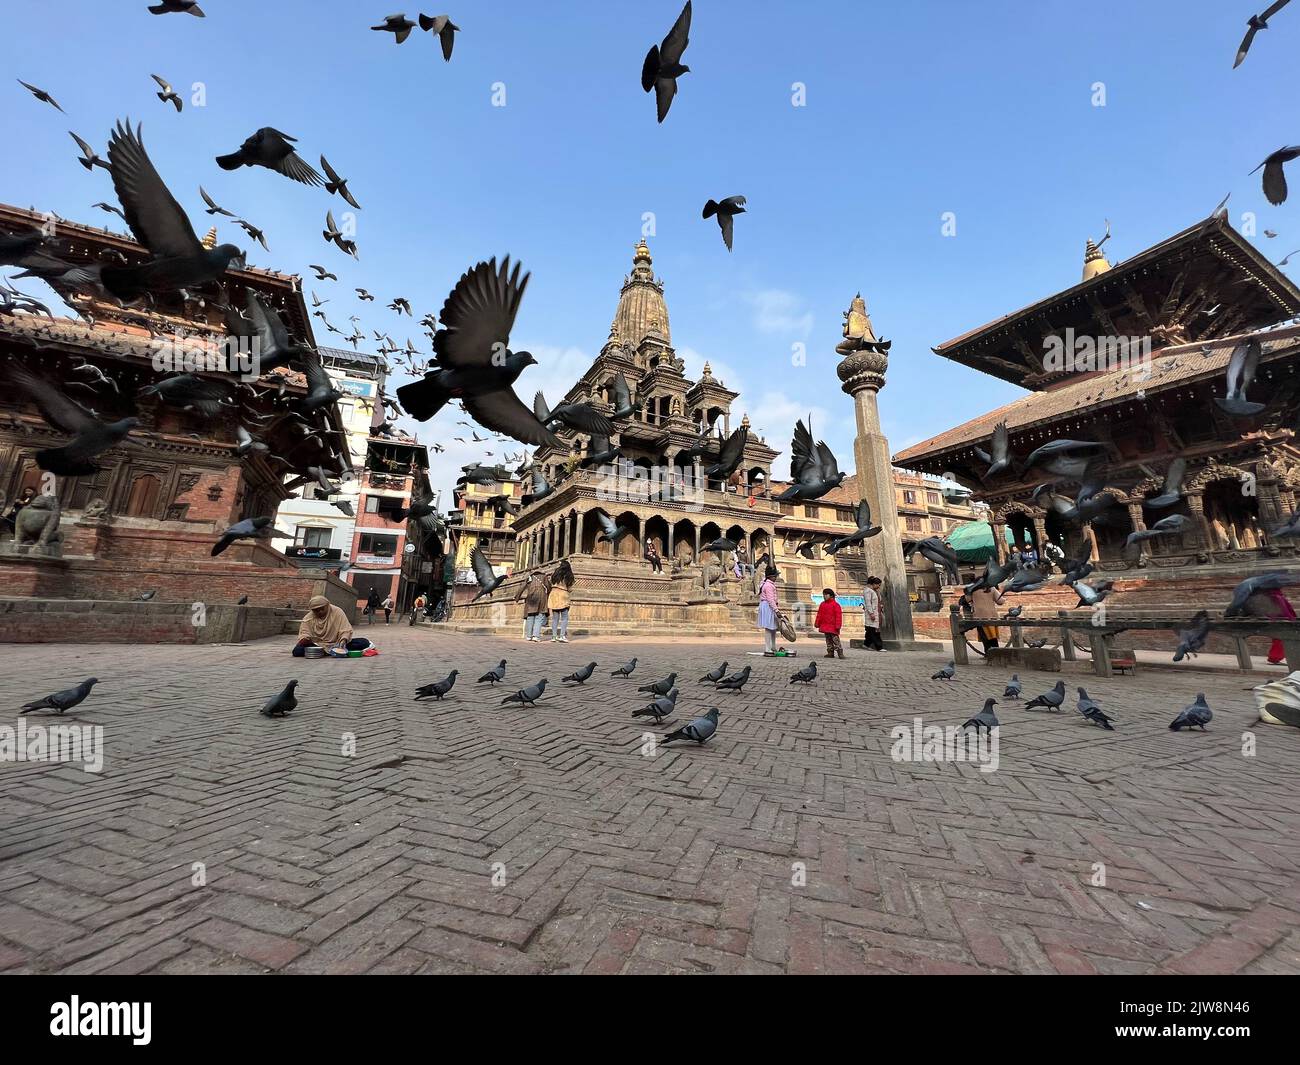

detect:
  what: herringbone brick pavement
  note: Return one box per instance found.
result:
[2,625,1298,974]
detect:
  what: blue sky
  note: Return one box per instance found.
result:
[5,0,1298,500]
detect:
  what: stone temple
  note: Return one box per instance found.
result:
[451,240,875,635]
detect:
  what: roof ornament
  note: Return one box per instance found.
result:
[1083,219,1113,281]
[836,292,890,357]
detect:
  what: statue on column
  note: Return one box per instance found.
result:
[836,293,892,356]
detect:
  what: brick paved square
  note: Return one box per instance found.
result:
[2,627,1298,974]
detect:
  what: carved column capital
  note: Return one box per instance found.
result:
[837,349,889,395]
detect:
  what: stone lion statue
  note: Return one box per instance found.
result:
[14,493,65,557]
[81,498,110,521]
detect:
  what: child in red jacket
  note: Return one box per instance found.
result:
[815,588,844,659]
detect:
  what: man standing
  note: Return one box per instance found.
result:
[862,576,884,651]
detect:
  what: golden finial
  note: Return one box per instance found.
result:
[1082,220,1112,281]
[702,360,712,378]
[201,225,218,250]
[740,412,750,429]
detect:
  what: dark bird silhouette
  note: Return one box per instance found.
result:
[396,257,562,448]
[610,371,641,419]
[1003,674,1022,699]
[703,425,749,481]
[241,290,312,373]
[777,417,845,501]
[320,156,361,209]
[962,698,999,732]
[965,556,1010,595]
[972,421,1011,478]
[298,350,344,414]
[21,678,98,715]
[309,264,337,281]
[1024,680,1066,712]
[372,13,418,42]
[260,680,298,718]
[235,217,268,252]
[931,660,955,681]
[563,662,597,685]
[1169,694,1213,732]
[1215,338,1266,415]
[642,1,692,123]
[216,128,323,186]
[633,689,679,722]
[1076,688,1114,730]
[212,516,290,556]
[149,0,205,14]
[18,79,64,112]
[419,14,460,60]
[715,665,751,692]
[594,508,635,547]
[702,196,746,252]
[469,544,506,601]
[1225,571,1300,616]
[92,201,127,221]
[6,365,138,475]
[70,131,110,171]
[416,671,458,700]
[1004,605,1023,619]
[790,661,817,684]
[1253,145,1300,207]
[522,465,553,504]
[151,74,182,112]
[1145,457,1187,509]
[1072,579,1113,608]
[702,536,737,555]
[501,678,547,706]
[1235,1,1292,67]
[638,672,678,697]
[199,185,235,217]
[1023,439,1108,480]
[611,657,638,677]
[478,660,508,685]
[826,499,882,554]
[662,707,719,746]
[534,391,616,437]
[1125,514,1191,554]
[902,536,960,582]
[699,661,728,683]
[139,373,233,417]
[1172,611,1211,662]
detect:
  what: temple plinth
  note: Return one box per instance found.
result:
[837,314,923,648]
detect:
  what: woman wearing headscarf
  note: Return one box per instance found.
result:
[757,566,781,655]
[516,570,551,642]
[294,596,371,656]
[548,560,574,643]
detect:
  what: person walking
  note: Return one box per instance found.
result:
[815,587,845,659]
[757,566,781,655]
[1266,587,1297,665]
[364,589,380,625]
[381,594,393,624]
[549,560,574,642]
[516,570,550,642]
[862,576,885,650]
[970,584,1006,654]
[410,593,426,625]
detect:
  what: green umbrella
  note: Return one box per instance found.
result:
[945,521,1017,563]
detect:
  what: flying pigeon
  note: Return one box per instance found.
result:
[1252,145,1300,206]
[633,688,680,722]
[17,79,64,112]
[260,680,299,718]
[1003,674,1022,699]
[478,660,508,685]
[419,14,460,60]
[70,131,110,171]
[501,678,547,706]
[703,425,749,481]
[320,155,362,209]
[1023,439,1108,480]
[662,707,720,746]
[972,421,1011,478]
[298,350,345,414]
[715,665,751,692]
[594,509,635,546]
[826,498,882,554]
[579,432,622,469]
[151,74,182,112]
[216,128,324,186]
[1024,680,1066,712]
[611,658,638,677]
[6,365,138,475]
[1072,580,1113,608]
[777,418,845,501]
[638,672,678,696]
[1172,611,1211,661]
[21,678,98,715]
[642,1,692,123]
[702,196,746,252]
[1169,694,1212,732]
[309,264,337,281]
[469,544,505,601]
[416,671,458,700]
[962,698,999,732]
[902,536,960,582]
[1145,457,1187,509]
[1125,514,1191,553]
[699,661,728,683]
[1273,511,1300,539]
[1215,338,1266,415]
[1225,571,1300,617]
[1004,566,1050,594]
[610,371,641,419]
[534,391,615,437]
[965,557,1010,595]
[1235,1,1292,67]
[1076,688,1114,730]
[148,0,205,14]
[522,466,553,504]
[790,662,817,684]
[212,516,290,556]
[562,662,597,685]
[372,13,418,42]
[931,661,955,681]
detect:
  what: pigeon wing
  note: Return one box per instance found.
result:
[714,427,747,471]
[433,257,529,369]
[8,365,99,435]
[855,497,873,531]
[814,439,840,480]
[470,544,496,589]
[991,421,1008,463]
[107,120,202,258]
[613,371,632,407]
[300,350,333,394]
[660,0,691,64]
[655,78,678,123]
[463,389,562,448]
[559,403,614,436]
[789,418,815,480]
[274,150,324,187]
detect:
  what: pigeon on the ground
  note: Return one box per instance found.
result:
[962,698,999,732]
[611,658,638,677]
[1173,611,1211,661]
[1252,145,1300,206]
[638,672,678,696]
[212,516,290,556]
[563,662,597,684]
[1169,694,1213,732]
[972,421,1011,478]
[260,680,298,718]
[703,196,746,252]
[662,707,720,746]
[469,544,506,602]
[416,671,458,701]
[715,666,751,692]
[1003,674,1022,699]
[477,660,507,685]
[826,498,882,554]
[1024,680,1066,712]
[1215,338,1266,415]
[642,1,692,123]
[699,661,728,683]
[931,661,955,681]
[1076,688,1115,730]
[633,688,679,722]
[777,418,845,501]
[21,678,98,715]
[1235,1,1292,67]
[501,679,547,706]
[790,662,817,684]
[6,365,138,475]
[216,128,323,186]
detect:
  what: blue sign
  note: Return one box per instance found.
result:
[810,594,864,608]
[341,380,374,398]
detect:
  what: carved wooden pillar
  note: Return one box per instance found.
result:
[1083,521,1099,562]
[1126,501,1146,562]
[991,521,1007,565]
[1031,514,1048,552]
[1186,491,1211,551]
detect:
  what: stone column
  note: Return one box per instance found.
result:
[837,340,926,648]
[666,523,674,558]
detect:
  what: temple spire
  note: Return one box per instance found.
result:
[201,225,218,250]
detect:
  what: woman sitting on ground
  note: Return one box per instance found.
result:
[293,596,372,656]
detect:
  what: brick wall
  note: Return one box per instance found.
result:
[0,600,301,645]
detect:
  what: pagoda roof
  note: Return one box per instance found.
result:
[933,215,1300,389]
